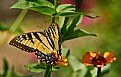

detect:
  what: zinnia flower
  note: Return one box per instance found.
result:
[82,51,116,68]
[59,0,77,6]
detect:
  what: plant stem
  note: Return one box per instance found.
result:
[44,65,51,77]
[0,9,28,47]
[9,9,28,33]
[52,0,57,23]
[54,0,57,8]
[52,17,55,23]
[97,67,101,77]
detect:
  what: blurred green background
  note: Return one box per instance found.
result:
[0,0,121,77]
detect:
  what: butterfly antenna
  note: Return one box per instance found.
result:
[37,25,43,29]
[36,25,45,31]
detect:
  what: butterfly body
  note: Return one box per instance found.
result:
[35,49,56,65]
[9,23,61,65]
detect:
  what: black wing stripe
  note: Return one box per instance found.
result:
[9,37,36,52]
[27,33,33,39]
[22,34,27,40]
[27,33,34,44]
[44,30,55,50]
[49,27,55,38]
[46,37,55,49]
[33,32,50,50]
[17,37,23,42]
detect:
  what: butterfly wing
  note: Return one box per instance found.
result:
[9,23,61,56]
[9,32,54,55]
[46,23,61,56]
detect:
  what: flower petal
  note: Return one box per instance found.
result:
[104,52,116,63]
[90,51,100,58]
[55,56,68,66]
[82,52,92,65]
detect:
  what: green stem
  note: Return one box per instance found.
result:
[97,67,101,77]
[52,17,55,23]
[9,9,28,33]
[54,0,57,8]
[0,9,28,47]
[44,65,51,77]
[51,0,57,23]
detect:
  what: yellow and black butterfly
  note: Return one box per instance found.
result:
[9,23,62,65]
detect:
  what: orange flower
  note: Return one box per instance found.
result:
[82,51,116,68]
[52,50,68,66]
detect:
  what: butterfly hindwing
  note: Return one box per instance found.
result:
[47,23,61,56]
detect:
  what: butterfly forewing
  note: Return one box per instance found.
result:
[9,32,53,54]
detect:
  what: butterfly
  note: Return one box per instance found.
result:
[9,23,62,65]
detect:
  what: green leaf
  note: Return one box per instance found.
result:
[84,69,92,77]
[11,1,36,9]
[59,16,69,29]
[2,59,9,77]
[76,14,83,26]
[52,66,60,71]
[11,0,54,9]
[70,67,91,77]
[63,29,97,41]
[55,4,79,16]
[68,55,86,72]
[90,67,97,77]
[61,48,70,58]
[8,66,33,77]
[60,14,83,42]
[68,55,88,77]
[69,70,82,77]
[30,6,55,15]
[11,0,55,16]
[66,14,82,35]
[56,4,75,13]
[56,12,79,16]
[101,64,110,77]
[25,64,46,73]
[0,23,9,31]
[60,17,69,37]
[9,66,15,77]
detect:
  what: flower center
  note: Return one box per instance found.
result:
[91,56,106,66]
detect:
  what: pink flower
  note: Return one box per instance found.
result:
[80,0,96,12]
[81,16,96,26]
[59,0,77,6]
